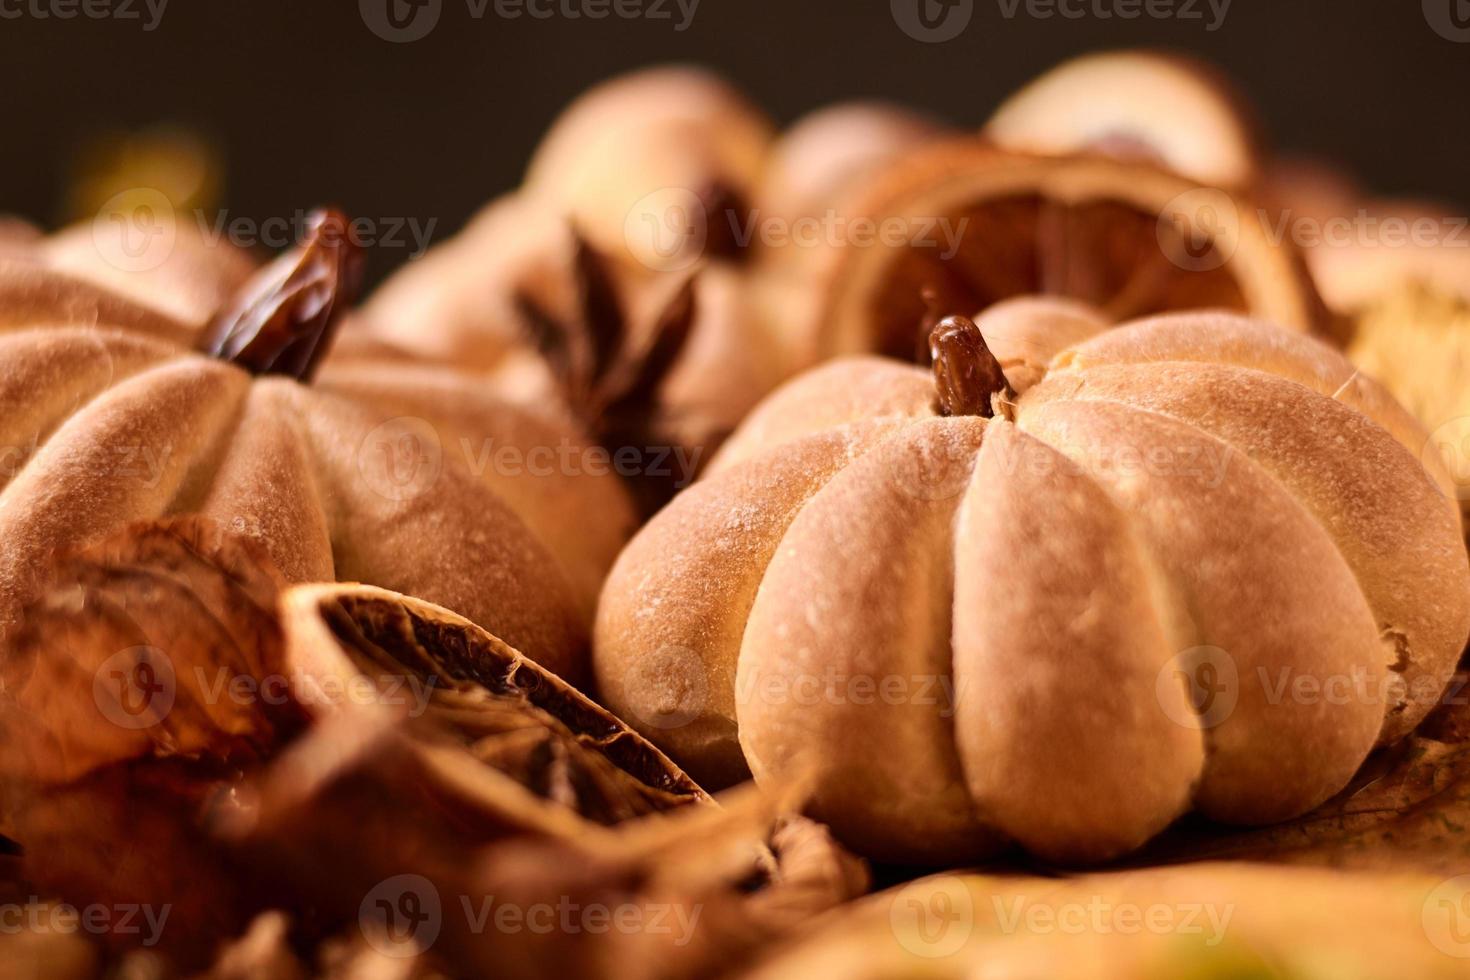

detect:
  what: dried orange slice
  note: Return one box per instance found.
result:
[985,50,1262,188]
[813,142,1324,360]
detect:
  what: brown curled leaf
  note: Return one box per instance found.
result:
[215,717,865,979]
[2,521,862,977]
[447,792,867,980]
[0,517,293,790]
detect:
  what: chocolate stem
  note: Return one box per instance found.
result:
[198,208,364,381]
[929,315,1013,418]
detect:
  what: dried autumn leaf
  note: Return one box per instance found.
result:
[446,795,868,980]
[0,518,295,790]
[214,589,864,979]
[0,519,707,964]
[2,520,863,977]
[10,760,254,965]
[0,518,297,962]
[225,759,866,980]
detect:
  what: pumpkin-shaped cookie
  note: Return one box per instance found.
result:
[594,302,1470,863]
[0,210,634,683]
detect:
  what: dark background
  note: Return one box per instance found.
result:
[2,0,1466,282]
